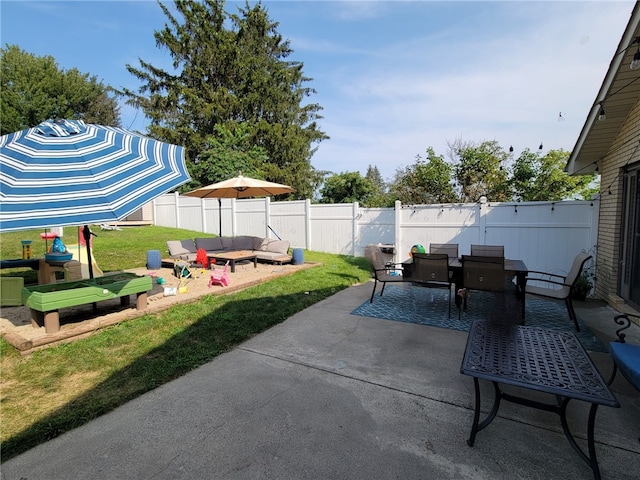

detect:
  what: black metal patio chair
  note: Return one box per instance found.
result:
[409,253,454,317]
[364,245,405,303]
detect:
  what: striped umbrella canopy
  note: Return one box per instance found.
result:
[0,119,191,232]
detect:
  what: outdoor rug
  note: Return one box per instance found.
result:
[351,283,607,353]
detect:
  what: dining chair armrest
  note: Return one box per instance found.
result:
[613,313,640,343]
[374,264,404,274]
[526,270,567,280]
[525,277,569,288]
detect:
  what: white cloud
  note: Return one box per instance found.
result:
[307,1,634,179]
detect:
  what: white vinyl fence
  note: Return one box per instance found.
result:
[153,194,599,276]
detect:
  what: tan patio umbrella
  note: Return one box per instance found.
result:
[185,174,294,199]
[184,174,294,235]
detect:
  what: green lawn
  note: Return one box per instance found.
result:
[0,226,372,460]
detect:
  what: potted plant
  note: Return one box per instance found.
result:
[573,266,594,300]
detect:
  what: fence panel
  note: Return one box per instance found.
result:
[268,200,307,247]
[154,194,179,229]
[152,195,599,274]
[357,208,395,255]
[310,204,356,255]
[234,198,267,237]
[396,204,480,261]
[482,202,598,274]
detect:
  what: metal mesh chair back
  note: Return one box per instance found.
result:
[430,243,459,259]
[364,244,403,303]
[470,244,505,257]
[364,245,386,271]
[462,255,506,292]
[411,253,450,284]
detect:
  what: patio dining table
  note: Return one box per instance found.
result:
[403,256,529,315]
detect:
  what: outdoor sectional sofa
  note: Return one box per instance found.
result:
[166,236,292,265]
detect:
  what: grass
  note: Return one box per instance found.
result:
[0,226,372,460]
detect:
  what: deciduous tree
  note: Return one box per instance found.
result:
[389,148,457,204]
[451,140,510,202]
[320,171,375,205]
[1,45,120,134]
[511,149,597,201]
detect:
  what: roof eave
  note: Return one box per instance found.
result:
[566,2,640,175]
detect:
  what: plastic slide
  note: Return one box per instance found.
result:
[66,243,104,278]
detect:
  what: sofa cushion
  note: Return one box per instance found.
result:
[220,237,235,250]
[233,236,256,251]
[254,237,269,251]
[264,239,290,254]
[255,251,291,263]
[167,239,196,257]
[195,237,223,252]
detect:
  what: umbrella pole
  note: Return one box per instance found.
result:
[82,226,95,280]
[82,225,98,313]
[218,198,222,237]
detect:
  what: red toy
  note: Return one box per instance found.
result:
[195,248,209,269]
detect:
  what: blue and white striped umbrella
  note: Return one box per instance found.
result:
[0,119,191,232]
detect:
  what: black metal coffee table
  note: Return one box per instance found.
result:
[460,319,619,480]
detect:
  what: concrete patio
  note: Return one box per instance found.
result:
[1,282,639,479]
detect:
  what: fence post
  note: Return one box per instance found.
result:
[305,199,312,250]
[174,192,180,229]
[152,198,157,226]
[231,198,237,236]
[200,198,206,233]
[352,202,359,257]
[394,200,402,263]
[264,197,271,238]
[478,196,488,244]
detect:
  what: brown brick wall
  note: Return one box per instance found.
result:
[596,99,640,301]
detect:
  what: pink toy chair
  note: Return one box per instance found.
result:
[208,261,230,287]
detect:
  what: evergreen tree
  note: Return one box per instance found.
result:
[364,165,389,207]
[120,0,327,199]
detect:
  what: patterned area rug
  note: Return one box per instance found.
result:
[351,283,606,352]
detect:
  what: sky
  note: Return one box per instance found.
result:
[1,0,636,181]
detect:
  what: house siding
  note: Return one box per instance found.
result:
[597,98,640,305]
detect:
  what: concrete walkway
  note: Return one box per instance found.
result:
[2,283,639,479]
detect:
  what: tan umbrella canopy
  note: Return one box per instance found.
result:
[184,174,294,199]
[184,174,294,235]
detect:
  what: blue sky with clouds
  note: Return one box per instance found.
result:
[1,1,635,181]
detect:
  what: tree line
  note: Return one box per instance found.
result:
[321,142,597,207]
[1,0,597,206]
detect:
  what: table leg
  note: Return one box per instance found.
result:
[252,256,257,269]
[467,377,482,446]
[229,260,236,273]
[517,272,527,319]
[560,399,602,480]
[467,380,502,447]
